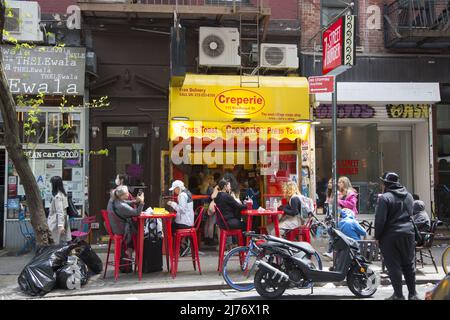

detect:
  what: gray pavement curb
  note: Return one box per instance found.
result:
[36,277,441,299]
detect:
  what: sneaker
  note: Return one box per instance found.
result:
[385,294,405,300]
[181,245,191,257]
[323,252,333,260]
[408,294,421,300]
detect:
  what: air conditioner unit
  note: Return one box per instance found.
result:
[260,44,299,69]
[199,27,241,67]
[3,1,44,43]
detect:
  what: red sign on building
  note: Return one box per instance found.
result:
[322,15,356,75]
[308,75,335,94]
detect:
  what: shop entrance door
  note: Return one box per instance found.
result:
[378,128,413,192]
[104,125,151,200]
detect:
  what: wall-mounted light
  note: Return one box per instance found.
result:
[312,121,321,125]
[294,119,311,123]
[172,117,189,121]
[91,126,100,138]
[153,126,160,138]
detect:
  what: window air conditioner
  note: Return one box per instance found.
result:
[260,43,299,70]
[3,0,43,43]
[199,27,241,67]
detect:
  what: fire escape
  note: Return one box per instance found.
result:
[384,0,450,49]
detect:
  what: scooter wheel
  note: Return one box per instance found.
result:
[254,268,288,299]
[347,266,379,298]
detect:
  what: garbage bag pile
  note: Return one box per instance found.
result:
[18,240,103,296]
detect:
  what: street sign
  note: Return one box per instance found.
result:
[322,15,356,75]
[308,76,335,94]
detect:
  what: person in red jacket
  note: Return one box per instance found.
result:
[337,176,358,216]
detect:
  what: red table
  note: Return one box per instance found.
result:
[241,209,284,245]
[137,212,176,280]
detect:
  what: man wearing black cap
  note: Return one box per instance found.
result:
[375,172,419,300]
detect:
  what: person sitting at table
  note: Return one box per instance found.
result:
[267,181,314,237]
[107,185,145,271]
[214,179,247,233]
[113,173,136,206]
[167,180,195,257]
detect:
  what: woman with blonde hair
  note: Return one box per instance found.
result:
[338,176,358,216]
[267,181,314,236]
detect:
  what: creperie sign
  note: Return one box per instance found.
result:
[323,18,344,75]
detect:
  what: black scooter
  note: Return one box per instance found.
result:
[252,225,380,299]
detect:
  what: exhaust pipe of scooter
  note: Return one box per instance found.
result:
[255,260,289,283]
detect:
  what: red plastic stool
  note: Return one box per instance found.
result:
[217,228,244,273]
[101,210,137,281]
[172,207,204,278]
[285,227,301,241]
[299,226,311,243]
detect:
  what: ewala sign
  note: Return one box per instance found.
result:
[322,15,356,75]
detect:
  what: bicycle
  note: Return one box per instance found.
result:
[222,232,266,292]
[442,245,450,274]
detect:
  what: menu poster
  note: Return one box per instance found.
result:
[72,168,83,182]
[72,191,84,206]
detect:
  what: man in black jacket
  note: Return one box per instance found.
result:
[375,172,419,300]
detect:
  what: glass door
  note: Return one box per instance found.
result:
[378,128,413,192]
[104,125,151,199]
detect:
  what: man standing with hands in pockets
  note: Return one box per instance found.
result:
[375,172,419,300]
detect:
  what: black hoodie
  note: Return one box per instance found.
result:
[375,183,414,240]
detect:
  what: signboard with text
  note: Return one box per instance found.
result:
[308,76,335,94]
[1,45,85,95]
[322,15,356,75]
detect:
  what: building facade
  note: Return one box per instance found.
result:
[299,0,450,219]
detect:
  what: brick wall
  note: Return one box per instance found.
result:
[36,0,77,14]
[266,0,298,20]
[300,0,390,54]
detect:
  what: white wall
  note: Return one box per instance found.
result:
[413,121,432,215]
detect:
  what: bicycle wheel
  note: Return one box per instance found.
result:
[442,246,450,275]
[222,246,259,292]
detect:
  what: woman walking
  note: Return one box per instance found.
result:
[47,176,71,244]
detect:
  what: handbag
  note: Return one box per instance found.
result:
[66,193,79,218]
[207,200,216,216]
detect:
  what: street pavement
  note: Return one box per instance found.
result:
[0,219,448,300]
[42,284,434,300]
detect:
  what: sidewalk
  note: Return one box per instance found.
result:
[0,238,448,300]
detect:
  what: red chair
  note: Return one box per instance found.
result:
[71,215,96,241]
[101,210,137,281]
[215,205,244,273]
[284,226,311,243]
[172,206,204,278]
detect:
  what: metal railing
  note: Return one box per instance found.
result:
[385,0,450,45]
[80,0,266,9]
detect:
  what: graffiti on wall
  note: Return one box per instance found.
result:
[315,104,375,119]
[386,104,429,118]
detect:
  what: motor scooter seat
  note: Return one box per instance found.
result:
[266,235,316,255]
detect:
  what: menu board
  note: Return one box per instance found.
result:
[7,149,84,219]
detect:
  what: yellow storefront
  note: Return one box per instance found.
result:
[164,74,312,207]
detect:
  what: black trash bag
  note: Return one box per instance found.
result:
[78,259,89,286]
[18,243,80,296]
[72,240,103,274]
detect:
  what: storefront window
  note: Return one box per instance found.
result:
[19,110,82,144]
[315,125,413,215]
[23,112,46,144]
[6,149,84,220]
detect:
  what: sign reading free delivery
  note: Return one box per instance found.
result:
[170,74,310,122]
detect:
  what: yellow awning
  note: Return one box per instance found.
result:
[169,74,310,123]
[170,121,310,141]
